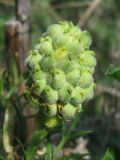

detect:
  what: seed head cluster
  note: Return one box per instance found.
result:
[24,21,96,126]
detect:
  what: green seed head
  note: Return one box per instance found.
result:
[24,21,96,124]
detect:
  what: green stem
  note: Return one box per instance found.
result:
[56,115,79,154]
[3,105,15,160]
[56,136,67,152]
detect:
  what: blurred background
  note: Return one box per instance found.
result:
[0,0,120,159]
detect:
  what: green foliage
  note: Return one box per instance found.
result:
[105,64,120,82]
[0,155,4,160]
[25,129,47,160]
[102,149,115,160]
[44,144,54,160]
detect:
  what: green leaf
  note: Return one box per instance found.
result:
[69,130,93,139]
[44,144,54,160]
[102,149,115,160]
[105,64,120,81]
[25,129,47,160]
[0,155,4,160]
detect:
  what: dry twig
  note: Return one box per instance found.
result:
[78,0,102,27]
[96,84,120,98]
[51,1,90,9]
[0,0,14,6]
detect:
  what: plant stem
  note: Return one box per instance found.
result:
[56,115,80,153]
[3,105,15,160]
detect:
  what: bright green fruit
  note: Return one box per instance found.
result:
[72,26,81,38]
[47,25,66,48]
[24,21,96,122]
[48,69,66,90]
[53,32,68,47]
[79,65,95,75]
[79,72,93,88]
[79,53,96,68]
[79,31,92,49]
[41,85,58,104]
[62,103,77,119]
[71,87,85,106]
[84,83,95,101]
[39,36,54,55]
[40,55,56,72]
[58,58,80,73]
[32,79,46,96]
[66,69,80,86]
[60,21,81,38]
[32,68,46,81]
[58,84,73,104]
[45,116,59,128]
[45,104,57,117]
[84,50,95,56]
[47,24,63,38]
[25,50,42,69]
[67,40,82,57]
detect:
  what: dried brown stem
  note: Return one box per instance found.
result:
[51,1,90,9]
[78,0,102,27]
[0,0,14,6]
[96,84,120,98]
